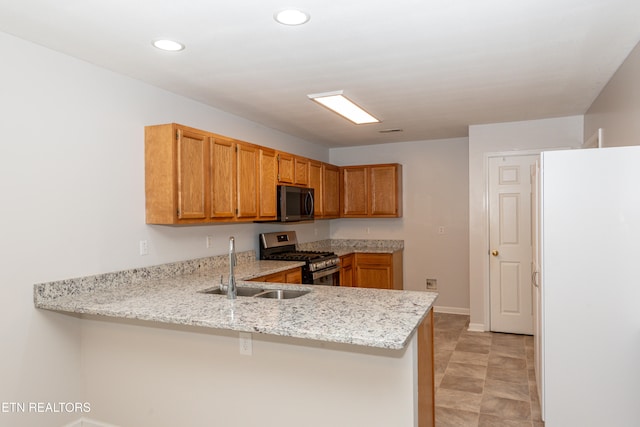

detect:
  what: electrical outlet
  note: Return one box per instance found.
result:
[139,240,149,256]
[206,235,214,248]
[239,332,252,356]
[426,278,437,290]
[437,226,446,235]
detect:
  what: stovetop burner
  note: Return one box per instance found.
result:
[267,250,335,261]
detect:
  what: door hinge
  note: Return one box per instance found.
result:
[235,208,238,215]
[175,129,180,140]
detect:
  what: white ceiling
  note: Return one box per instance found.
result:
[1,0,640,147]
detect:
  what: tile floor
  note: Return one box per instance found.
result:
[434,312,544,427]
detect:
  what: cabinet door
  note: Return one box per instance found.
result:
[250,267,301,283]
[210,137,236,219]
[236,143,258,218]
[341,167,368,216]
[354,253,393,289]
[277,152,294,183]
[323,163,340,218]
[370,164,402,216]
[340,254,354,287]
[294,156,310,186]
[285,268,302,284]
[309,161,323,217]
[176,128,208,220]
[258,148,277,219]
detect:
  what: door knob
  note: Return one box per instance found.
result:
[491,250,499,256]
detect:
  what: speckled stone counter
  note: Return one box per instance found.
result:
[297,238,404,256]
[34,249,436,350]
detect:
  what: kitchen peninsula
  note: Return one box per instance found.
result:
[34,247,436,427]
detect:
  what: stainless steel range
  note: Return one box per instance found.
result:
[259,231,340,286]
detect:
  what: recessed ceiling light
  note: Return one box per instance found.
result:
[274,9,310,26]
[152,39,185,52]
[308,91,380,125]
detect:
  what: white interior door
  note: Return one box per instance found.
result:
[488,154,536,334]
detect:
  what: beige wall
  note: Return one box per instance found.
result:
[585,41,640,147]
[330,138,470,313]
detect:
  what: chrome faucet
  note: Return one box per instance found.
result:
[226,236,237,299]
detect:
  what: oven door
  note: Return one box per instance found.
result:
[308,265,340,286]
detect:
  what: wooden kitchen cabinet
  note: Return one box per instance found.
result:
[145,124,209,223]
[309,160,323,216]
[277,152,295,184]
[250,267,302,284]
[145,123,401,224]
[277,152,310,186]
[235,142,259,219]
[309,161,340,219]
[145,123,274,224]
[341,163,403,218]
[210,136,236,219]
[341,166,368,216]
[322,163,340,218]
[294,156,310,186]
[354,252,403,290]
[258,148,278,219]
[340,254,354,287]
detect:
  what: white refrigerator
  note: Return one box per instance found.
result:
[538,146,640,426]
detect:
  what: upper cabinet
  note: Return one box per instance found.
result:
[341,163,403,218]
[145,123,276,224]
[145,123,401,224]
[309,160,323,215]
[258,148,278,219]
[309,160,340,219]
[277,152,309,186]
[322,163,340,218]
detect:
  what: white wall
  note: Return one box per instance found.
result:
[330,138,470,312]
[80,317,417,427]
[0,31,329,427]
[467,116,583,331]
[585,41,640,147]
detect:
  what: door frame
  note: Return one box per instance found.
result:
[481,149,543,332]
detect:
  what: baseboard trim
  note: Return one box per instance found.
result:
[467,322,487,332]
[433,306,470,315]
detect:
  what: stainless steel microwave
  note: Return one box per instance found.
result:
[277,185,314,222]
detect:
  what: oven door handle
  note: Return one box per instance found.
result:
[310,265,341,280]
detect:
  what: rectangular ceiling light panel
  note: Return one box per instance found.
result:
[307,91,380,124]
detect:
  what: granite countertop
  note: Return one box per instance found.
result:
[297,238,404,256]
[33,244,436,350]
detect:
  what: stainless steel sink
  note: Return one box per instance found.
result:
[199,286,265,297]
[254,289,310,300]
[199,286,310,299]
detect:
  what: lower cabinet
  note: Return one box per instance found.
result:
[250,267,302,284]
[339,254,354,287]
[341,251,403,290]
